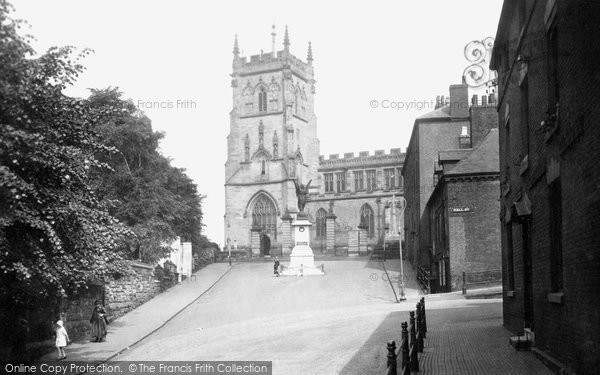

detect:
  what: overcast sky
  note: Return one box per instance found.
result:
[12,0,503,246]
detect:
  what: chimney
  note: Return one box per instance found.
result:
[449,84,469,118]
[459,126,471,149]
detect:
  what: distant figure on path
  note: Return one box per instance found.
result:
[274,257,280,277]
[55,320,69,360]
[90,300,108,342]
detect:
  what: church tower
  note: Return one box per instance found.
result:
[224,26,319,256]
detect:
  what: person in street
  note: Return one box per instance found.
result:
[90,300,108,342]
[273,257,280,277]
[55,320,69,360]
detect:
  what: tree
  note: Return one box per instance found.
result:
[87,88,206,263]
[0,1,133,307]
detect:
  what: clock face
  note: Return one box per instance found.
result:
[299,227,305,232]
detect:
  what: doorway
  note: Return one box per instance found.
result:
[521,217,534,329]
[260,233,271,256]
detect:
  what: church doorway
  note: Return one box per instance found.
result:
[251,193,277,256]
[260,233,271,256]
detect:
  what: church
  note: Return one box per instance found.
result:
[224,26,405,257]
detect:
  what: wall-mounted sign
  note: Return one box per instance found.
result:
[450,207,471,213]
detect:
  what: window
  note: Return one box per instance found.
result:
[258,87,267,112]
[549,179,563,292]
[354,171,364,191]
[366,170,377,191]
[505,118,511,174]
[261,160,266,175]
[252,194,276,238]
[324,173,334,193]
[336,172,346,193]
[360,204,375,238]
[300,90,307,117]
[384,169,395,190]
[521,79,529,156]
[547,27,559,108]
[243,86,254,114]
[396,168,403,189]
[505,222,515,291]
[316,208,327,238]
[268,84,279,111]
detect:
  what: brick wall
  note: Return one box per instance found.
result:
[494,0,600,372]
[447,179,501,290]
[470,105,499,147]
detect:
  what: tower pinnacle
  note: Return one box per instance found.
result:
[271,24,276,56]
[283,25,290,51]
[233,34,240,57]
[307,41,313,64]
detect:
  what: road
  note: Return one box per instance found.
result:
[116,259,419,374]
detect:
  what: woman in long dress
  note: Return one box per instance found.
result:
[90,300,108,342]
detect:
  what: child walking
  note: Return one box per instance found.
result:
[55,320,69,360]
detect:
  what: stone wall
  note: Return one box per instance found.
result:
[104,261,161,320]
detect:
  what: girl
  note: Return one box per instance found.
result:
[55,320,69,360]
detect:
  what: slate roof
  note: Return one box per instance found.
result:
[417,105,451,120]
[445,129,499,175]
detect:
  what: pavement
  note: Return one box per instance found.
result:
[36,258,550,375]
[417,301,551,374]
[38,262,232,362]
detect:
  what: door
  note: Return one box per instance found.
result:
[260,234,271,256]
[521,217,534,329]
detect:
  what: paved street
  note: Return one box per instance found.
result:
[111,259,549,375]
[116,259,412,374]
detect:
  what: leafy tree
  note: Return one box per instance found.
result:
[87,88,207,264]
[0,1,133,306]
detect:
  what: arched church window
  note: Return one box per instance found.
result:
[261,160,266,175]
[268,84,280,111]
[300,89,307,118]
[294,88,299,115]
[243,85,254,114]
[258,86,267,112]
[252,194,277,236]
[316,208,327,238]
[360,204,375,238]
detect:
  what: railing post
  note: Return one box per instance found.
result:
[462,271,467,295]
[420,297,427,337]
[416,302,424,353]
[387,340,397,374]
[401,322,410,375]
[409,311,419,371]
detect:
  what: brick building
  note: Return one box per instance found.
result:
[426,128,500,292]
[402,84,499,270]
[225,28,404,256]
[491,0,600,372]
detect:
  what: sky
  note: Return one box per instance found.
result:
[12,0,504,246]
